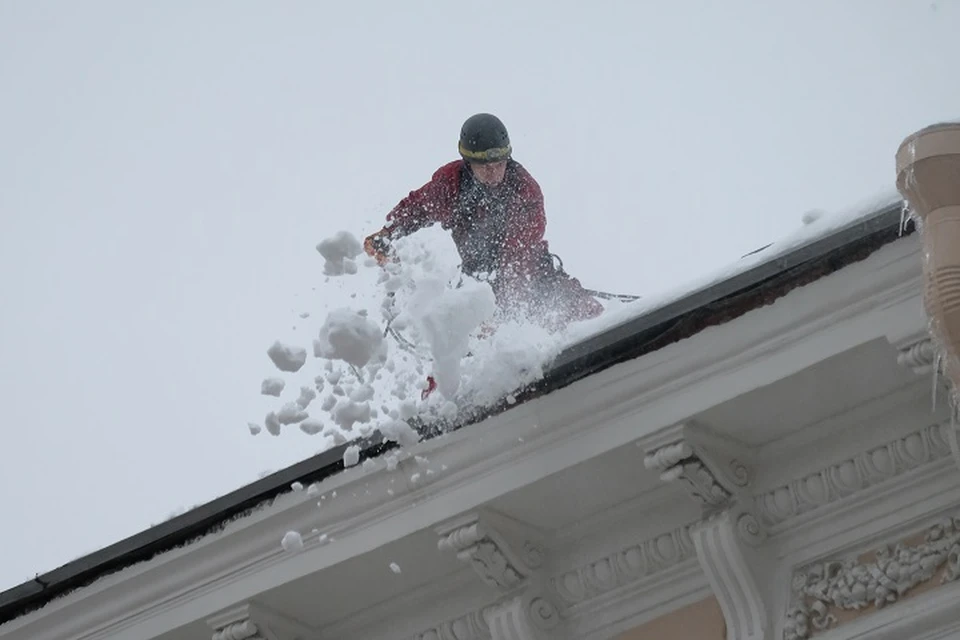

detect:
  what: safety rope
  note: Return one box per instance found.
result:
[547,253,642,303]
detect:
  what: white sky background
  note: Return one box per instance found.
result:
[1,0,958,590]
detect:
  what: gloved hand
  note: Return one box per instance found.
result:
[363,230,392,266]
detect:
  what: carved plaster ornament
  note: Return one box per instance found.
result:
[644,423,774,640]
[207,603,314,640]
[643,422,754,518]
[435,510,563,640]
[783,515,960,640]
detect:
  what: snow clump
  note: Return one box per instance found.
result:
[281,531,304,552]
[261,377,285,396]
[343,444,361,468]
[407,274,496,399]
[316,231,362,276]
[313,307,385,368]
[267,341,307,373]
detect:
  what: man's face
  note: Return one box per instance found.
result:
[471,160,507,186]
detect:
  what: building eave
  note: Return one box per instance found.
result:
[0,198,912,627]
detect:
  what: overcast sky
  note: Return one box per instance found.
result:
[1,1,958,591]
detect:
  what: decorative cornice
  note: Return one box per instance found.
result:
[436,511,545,593]
[551,523,696,606]
[207,603,314,640]
[643,422,753,515]
[755,422,952,528]
[783,514,960,640]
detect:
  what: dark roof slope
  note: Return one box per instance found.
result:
[0,200,912,626]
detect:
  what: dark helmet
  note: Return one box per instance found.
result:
[458,113,511,164]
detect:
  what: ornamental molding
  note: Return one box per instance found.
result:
[783,515,960,640]
[207,602,314,640]
[411,592,560,640]
[436,510,546,593]
[485,592,561,640]
[415,521,701,640]
[434,511,563,639]
[551,522,697,606]
[411,606,491,640]
[643,421,753,515]
[755,422,953,528]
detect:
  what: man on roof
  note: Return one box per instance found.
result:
[363,113,604,330]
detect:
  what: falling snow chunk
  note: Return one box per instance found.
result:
[247,422,262,436]
[408,273,496,398]
[343,444,361,468]
[440,401,459,420]
[281,531,304,552]
[350,385,375,403]
[324,428,348,445]
[267,340,307,373]
[314,308,385,368]
[316,231,363,276]
[506,394,516,405]
[291,481,304,492]
[260,377,285,396]
[307,483,321,497]
[332,399,371,430]
[299,418,323,435]
[385,454,399,471]
[379,419,421,448]
[265,412,281,436]
[398,400,417,420]
[390,562,401,574]
[297,386,317,409]
[277,402,309,425]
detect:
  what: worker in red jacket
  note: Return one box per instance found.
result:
[364,113,603,329]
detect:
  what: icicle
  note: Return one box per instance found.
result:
[933,351,942,411]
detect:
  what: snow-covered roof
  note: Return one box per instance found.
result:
[0,191,911,625]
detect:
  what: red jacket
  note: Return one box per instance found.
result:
[382,159,548,286]
[377,159,602,323]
